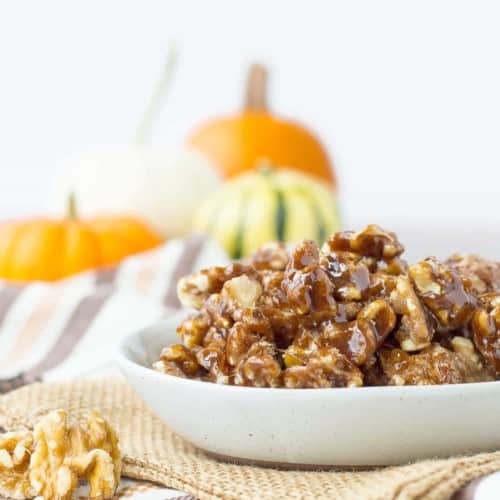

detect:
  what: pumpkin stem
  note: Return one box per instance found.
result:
[244,63,268,111]
[256,159,274,175]
[68,192,78,220]
[135,43,178,145]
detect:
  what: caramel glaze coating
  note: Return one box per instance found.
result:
[446,254,500,295]
[153,225,500,388]
[408,257,477,333]
[471,293,500,375]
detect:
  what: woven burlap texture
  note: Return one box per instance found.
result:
[0,380,499,500]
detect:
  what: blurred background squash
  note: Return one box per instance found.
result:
[193,167,340,258]
[50,47,221,239]
[0,196,162,282]
[188,64,337,187]
[50,147,220,238]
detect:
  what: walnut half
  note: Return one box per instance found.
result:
[0,431,33,499]
[390,276,433,351]
[0,409,121,500]
[409,257,476,332]
[472,293,500,375]
[379,338,493,386]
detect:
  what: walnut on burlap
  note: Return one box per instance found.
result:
[0,381,499,500]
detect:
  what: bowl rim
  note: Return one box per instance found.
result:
[115,321,500,396]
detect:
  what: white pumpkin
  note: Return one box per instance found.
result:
[49,146,220,238]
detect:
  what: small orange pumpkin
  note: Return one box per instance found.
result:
[188,64,336,186]
[0,196,163,282]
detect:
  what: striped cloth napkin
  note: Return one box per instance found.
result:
[0,233,228,392]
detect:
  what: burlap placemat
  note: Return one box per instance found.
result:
[0,380,499,500]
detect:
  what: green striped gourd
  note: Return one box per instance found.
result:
[193,167,340,258]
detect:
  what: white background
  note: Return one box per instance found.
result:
[0,0,499,224]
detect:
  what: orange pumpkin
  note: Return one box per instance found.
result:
[188,64,336,186]
[0,196,163,282]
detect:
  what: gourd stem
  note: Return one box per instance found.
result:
[244,63,268,111]
[68,192,78,220]
[135,43,178,145]
[256,159,274,175]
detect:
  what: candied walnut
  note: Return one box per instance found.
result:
[350,225,405,260]
[380,336,493,385]
[362,355,388,386]
[177,263,253,309]
[0,431,34,499]
[380,338,492,386]
[380,344,465,385]
[288,239,320,269]
[281,327,318,367]
[471,293,500,374]
[322,230,354,253]
[221,275,263,310]
[322,225,404,261]
[283,267,336,315]
[259,270,286,295]
[334,302,363,322]
[409,257,476,332]
[357,299,397,340]
[176,311,211,349]
[202,326,229,349]
[234,340,282,387]
[232,309,274,337]
[390,276,434,351]
[283,347,363,388]
[450,336,494,382]
[244,241,289,271]
[226,323,260,366]
[226,315,274,366]
[283,327,319,368]
[153,344,202,377]
[204,293,233,329]
[319,320,379,366]
[196,344,230,384]
[290,299,396,366]
[282,240,336,315]
[159,225,500,389]
[320,251,371,301]
[0,410,120,500]
[262,307,313,348]
[366,272,397,300]
[447,254,500,295]
[320,226,406,302]
[256,271,287,312]
[372,256,408,276]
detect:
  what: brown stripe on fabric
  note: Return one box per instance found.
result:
[95,266,118,286]
[0,373,29,394]
[24,288,113,382]
[163,234,206,308]
[0,285,24,329]
[0,285,67,370]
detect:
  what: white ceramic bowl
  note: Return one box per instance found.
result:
[116,311,500,467]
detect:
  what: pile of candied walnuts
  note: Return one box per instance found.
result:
[154,225,500,388]
[0,409,120,500]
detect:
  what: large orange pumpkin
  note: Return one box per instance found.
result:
[0,197,163,282]
[188,64,336,186]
